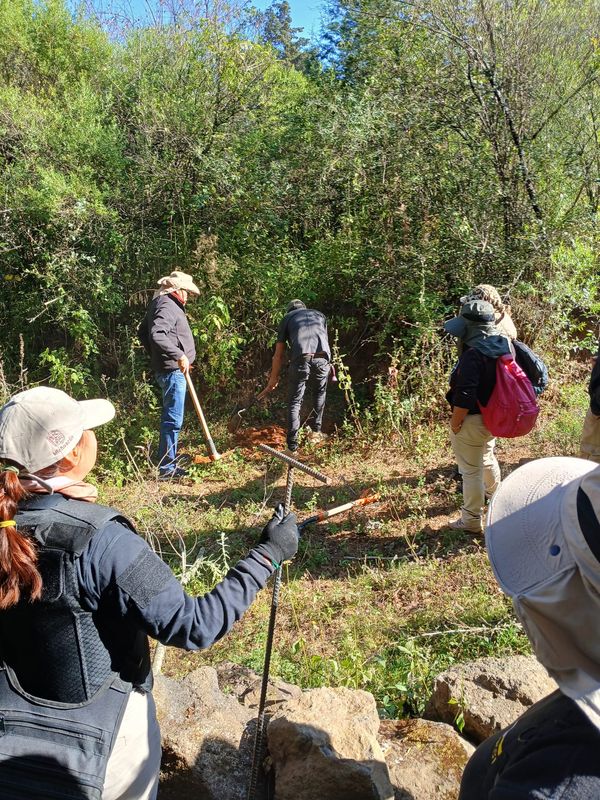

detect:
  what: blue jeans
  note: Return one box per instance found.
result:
[287,357,330,450]
[155,370,186,475]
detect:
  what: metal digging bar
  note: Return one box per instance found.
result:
[247,445,330,800]
[256,443,331,484]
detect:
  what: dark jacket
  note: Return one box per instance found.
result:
[140,294,196,372]
[277,308,331,363]
[459,690,600,799]
[446,347,497,413]
[9,494,274,693]
[589,342,600,416]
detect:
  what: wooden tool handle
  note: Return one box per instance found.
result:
[184,371,221,461]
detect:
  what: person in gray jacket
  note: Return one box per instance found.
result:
[139,271,199,478]
[0,386,299,799]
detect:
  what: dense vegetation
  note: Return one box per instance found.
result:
[2,0,600,721]
[1,0,599,446]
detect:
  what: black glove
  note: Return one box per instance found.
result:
[255,503,299,567]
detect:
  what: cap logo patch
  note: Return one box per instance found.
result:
[47,429,71,457]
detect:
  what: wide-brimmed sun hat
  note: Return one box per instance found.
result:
[485,456,600,698]
[156,270,200,296]
[444,299,496,340]
[486,457,600,597]
[0,387,115,473]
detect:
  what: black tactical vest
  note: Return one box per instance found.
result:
[0,494,140,799]
[2,494,134,703]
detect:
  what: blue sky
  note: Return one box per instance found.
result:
[79,1,326,39]
[252,0,326,37]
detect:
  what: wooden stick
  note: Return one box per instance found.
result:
[184,371,221,461]
[299,493,380,530]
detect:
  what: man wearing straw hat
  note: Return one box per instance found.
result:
[138,270,200,479]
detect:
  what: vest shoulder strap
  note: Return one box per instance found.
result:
[15,496,134,555]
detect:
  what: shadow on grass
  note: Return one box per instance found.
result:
[148,448,539,582]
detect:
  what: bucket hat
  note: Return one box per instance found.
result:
[486,457,600,596]
[486,456,600,696]
[443,299,510,357]
[0,387,115,473]
[444,299,496,340]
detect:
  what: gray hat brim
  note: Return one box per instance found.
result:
[485,457,598,596]
[443,316,468,338]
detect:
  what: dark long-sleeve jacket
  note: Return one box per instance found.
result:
[140,294,196,372]
[12,495,274,692]
[459,691,600,799]
[446,347,497,413]
[79,517,273,662]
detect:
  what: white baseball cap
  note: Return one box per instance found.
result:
[0,387,115,473]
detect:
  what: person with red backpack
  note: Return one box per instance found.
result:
[444,300,513,533]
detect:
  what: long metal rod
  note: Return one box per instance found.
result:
[184,371,221,461]
[256,443,330,484]
[247,464,294,800]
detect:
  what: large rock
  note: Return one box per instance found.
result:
[216,660,302,712]
[426,656,557,742]
[379,718,474,800]
[267,687,395,800]
[155,667,254,800]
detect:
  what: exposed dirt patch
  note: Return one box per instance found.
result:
[234,424,287,452]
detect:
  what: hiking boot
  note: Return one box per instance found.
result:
[447,518,483,534]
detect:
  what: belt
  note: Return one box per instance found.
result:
[301,352,328,360]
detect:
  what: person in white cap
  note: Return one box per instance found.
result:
[459,456,600,798]
[0,386,299,799]
[138,270,200,479]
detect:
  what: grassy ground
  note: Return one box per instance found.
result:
[99,369,590,720]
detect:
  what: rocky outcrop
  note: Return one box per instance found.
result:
[157,669,395,800]
[216,660,302,712]
[426,655,557,742]
[155,667,254,800]
[267,687,395,800]
[379,718,474,800]
[155,656,556,799]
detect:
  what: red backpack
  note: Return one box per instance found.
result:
[479,352,540,438]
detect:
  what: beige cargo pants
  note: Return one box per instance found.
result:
[580,407,600,464]
[450,414,501,531]
[104,690,161,800]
